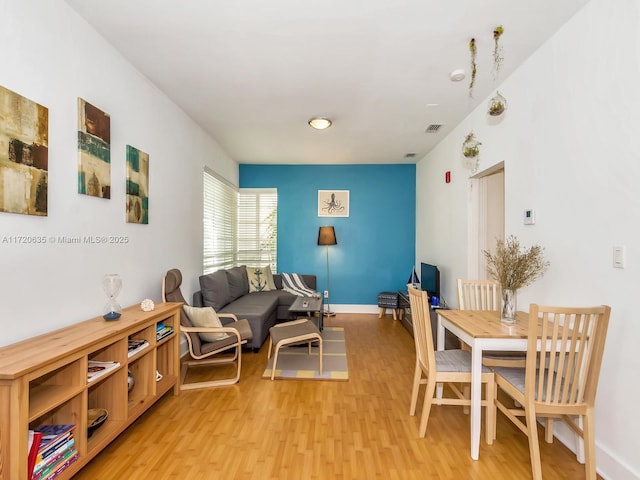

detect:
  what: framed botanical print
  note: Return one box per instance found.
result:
[318,190,349,217]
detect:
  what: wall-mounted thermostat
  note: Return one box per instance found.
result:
[523,209,535,225]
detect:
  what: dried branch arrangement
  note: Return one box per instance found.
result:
[484,235,549,290]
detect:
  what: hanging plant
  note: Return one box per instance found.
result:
[488,91,508,116]
[462,132,481,172]
[462,132,481,158]
[493,25,504,77]
[468,38,477,98]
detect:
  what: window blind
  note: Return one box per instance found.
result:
[237,188,278,271]
[203,168,238,274]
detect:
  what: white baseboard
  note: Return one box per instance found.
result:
[552,422,638,480]
[327,304,379,314]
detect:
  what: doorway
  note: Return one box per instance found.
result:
[468,162,504,279]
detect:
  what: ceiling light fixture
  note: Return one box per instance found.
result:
[308,117,332,130]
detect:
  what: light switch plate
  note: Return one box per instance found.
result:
[524,209,535,225]
[613,246,625,269]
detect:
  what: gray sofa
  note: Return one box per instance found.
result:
[193,266,317,351]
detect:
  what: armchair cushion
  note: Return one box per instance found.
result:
[183,305,229,342]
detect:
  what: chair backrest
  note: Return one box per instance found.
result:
[408,286,436,374]
[163,268,203,356]
[527,304,611,408]
[457,279,500,311]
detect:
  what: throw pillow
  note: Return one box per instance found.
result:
[281,272,317,297]
[182,305,229,342]
[246,265,275,292]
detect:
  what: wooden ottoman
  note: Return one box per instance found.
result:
[267,319,323,380]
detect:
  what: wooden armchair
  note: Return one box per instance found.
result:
[408,286,496,442]
[493,304,611,480]
[162,269,253,390]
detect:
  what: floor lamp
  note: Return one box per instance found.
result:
[318,226,337,317]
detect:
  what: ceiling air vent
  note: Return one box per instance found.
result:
[404,153,416,158]
[425,124,443,133]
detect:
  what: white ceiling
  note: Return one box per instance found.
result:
[64,0,590,165]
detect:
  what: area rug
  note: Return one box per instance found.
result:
[262,327,348,380]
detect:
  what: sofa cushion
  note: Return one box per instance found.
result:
[182,305,229,342]
[246,265,275,292]
[200,270,230,311]
[265,266,276,290]
[219,290,280,319]
[226,266,249,302]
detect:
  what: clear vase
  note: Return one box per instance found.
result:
[501,288,517,324]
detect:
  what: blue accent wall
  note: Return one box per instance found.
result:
[239,164,416,306]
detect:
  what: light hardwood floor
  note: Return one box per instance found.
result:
[74,313,597,479]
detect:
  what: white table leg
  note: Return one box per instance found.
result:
[470,340,482,460]
[436,314,445,399]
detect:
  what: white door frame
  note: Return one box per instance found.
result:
[467,162,504,279]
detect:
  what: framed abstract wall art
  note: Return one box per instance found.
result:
[318,190,349,217]
[0,85,49,216]
[126,145,149,224]
[78,98,111,198]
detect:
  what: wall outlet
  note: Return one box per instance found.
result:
[323,290,329,298]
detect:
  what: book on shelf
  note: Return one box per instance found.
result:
[87,360,120,382]
[34,425,74,447]
[127,338,149,358]
[33,442,76,480]
[28,430,44,479]
[33,437,75,476]
[35,433,73,465]
[156,324,174,341]
[35,449,78,480]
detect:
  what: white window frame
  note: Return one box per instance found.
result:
[203,168,278,274]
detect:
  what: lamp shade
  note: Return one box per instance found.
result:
[317,226,337,246]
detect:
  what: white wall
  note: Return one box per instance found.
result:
[0,0,237,346]
[416,0,640,478]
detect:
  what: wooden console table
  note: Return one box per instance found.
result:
[0,302,181,479]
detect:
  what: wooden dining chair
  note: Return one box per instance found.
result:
[407,286,496,442]
[457,278,501,311]
[457,279,526,368]
[493,304,611,480]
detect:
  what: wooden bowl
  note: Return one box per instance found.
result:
[88,408,108,438]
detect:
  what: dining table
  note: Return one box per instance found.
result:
[435,308,532,460]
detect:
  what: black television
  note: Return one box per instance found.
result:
[420,262,440,299]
